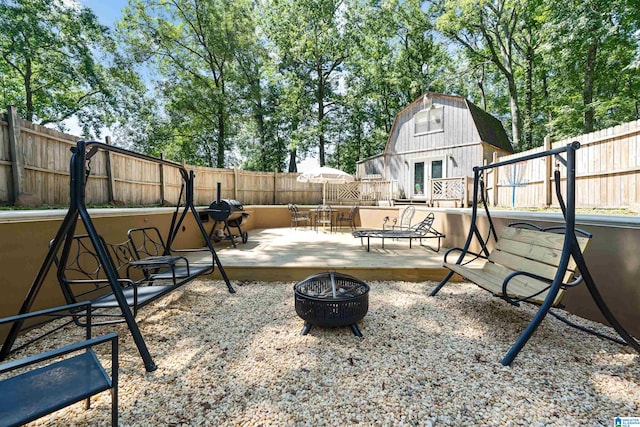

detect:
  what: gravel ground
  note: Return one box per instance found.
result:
[20,279,640,426]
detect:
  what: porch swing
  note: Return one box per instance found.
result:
[0,140,235,372]
[431,141,640,365]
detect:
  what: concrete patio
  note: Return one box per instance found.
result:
[208,227,452,283]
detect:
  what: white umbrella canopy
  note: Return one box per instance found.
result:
[297,166,355,203]
[296,166,355,184]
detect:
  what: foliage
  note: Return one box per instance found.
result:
[118,0,255,167]
[0,0,139,137]
[261,0,349,168]
[2,0,639,170]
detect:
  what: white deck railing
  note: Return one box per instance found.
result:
[429,177,469,207]
[325,181,395,205]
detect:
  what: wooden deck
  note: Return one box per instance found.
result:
[205,227,452,282]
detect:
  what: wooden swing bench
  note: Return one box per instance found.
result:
[442,223,590,307]
[431,142,640,365]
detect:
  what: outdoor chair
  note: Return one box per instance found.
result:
[314,204,334,232]
[383,206,415,231]
[0,302,118,426]
[335,206,358,230]
[353,212,445,252]
[288,204,310,229]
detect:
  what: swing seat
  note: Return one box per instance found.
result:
[432,142,640,366]
[53,235,175,325]
[0,140,234,373]
[127,227,214,285]
[443,223,591,305]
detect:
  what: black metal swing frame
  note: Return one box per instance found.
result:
[430,141,640,365]
[0,140,235,372]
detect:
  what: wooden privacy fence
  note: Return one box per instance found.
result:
[485,119,640,209]
[0,106,326,206]
[5,104,637,209]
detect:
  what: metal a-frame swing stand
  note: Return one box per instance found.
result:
[430,141,640,365]
[0,140,235,372]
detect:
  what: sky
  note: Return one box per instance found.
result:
[79,0,128,26]
[69,0,320,172]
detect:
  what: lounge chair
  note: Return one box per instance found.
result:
[353,212,445,252]
[383,206,415,231]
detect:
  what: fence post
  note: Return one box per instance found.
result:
[7,105,26,204]
[160,153,166,206]
[491,151,498,206]
[104,136,115,204]
[462,176,468,208]
[544,136,552,207]
[273,171,277,205]
[233,168,238,200]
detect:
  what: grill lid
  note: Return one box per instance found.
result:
[208,199,244,221]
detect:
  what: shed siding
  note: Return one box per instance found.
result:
[385,95,486,197]
[390,96,481,155]
[356,155,384,178]
[358,93,511,200]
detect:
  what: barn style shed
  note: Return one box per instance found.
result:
[357,92,513,204]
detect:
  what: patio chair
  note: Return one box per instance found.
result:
[288,204,310,229]
[314,204,334,232]
[335,206,358,230]
[353,211,445,252]
[0,302,118,426]
[383,205,415,231]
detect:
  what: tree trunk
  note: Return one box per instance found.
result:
[507,73,522,150]
[524,41,534,150]
[216,79,226,168]
[24,58,34,122]
[317,60,325,166]
[476,65,487,111]
[583,41,598,133]
[255,98,266,171]
[288,147,297,172]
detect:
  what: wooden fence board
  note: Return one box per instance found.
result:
[488,119,640,208]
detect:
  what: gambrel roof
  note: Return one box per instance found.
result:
[383,92,513,154]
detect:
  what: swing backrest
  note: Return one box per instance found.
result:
[489,226,591,285]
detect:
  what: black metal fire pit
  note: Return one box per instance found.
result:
[294,272,369,337]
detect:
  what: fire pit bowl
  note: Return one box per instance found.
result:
[294,272,369,337]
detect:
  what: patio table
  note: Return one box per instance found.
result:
[310,207,337,232]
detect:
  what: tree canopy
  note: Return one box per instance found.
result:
[0,0,142,136]
[1,0,639,171]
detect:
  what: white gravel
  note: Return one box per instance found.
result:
[21,279,640,426]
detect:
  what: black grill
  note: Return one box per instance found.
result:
[294,272,369,337]
[207,183,249,247]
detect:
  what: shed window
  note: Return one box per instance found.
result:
[414,162,425,195]
[414,106,444,135]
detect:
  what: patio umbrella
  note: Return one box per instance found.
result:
[297,166,355,204]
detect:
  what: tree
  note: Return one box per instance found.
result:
[0,0,130,135]
[233,6,290,172]
[543,0,640,137]
[263,0,348,167]
[330,0,451,172]
[435,0,525,149]
[119,0,255,167]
